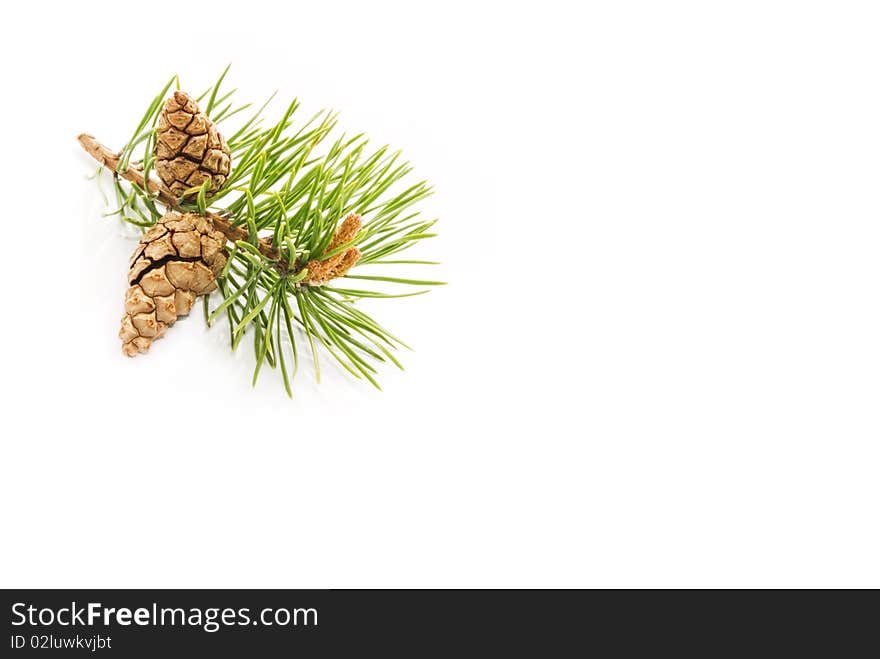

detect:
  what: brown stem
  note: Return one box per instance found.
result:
[77,134,280,260]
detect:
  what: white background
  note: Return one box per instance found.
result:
[0,1,878,588]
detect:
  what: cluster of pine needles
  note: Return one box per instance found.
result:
[97,66,443,396]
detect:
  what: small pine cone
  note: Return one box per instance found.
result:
[155,91,231,198]
[120,212,228,356]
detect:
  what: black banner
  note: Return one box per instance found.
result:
[1,589,873,655]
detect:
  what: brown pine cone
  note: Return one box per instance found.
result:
[120,212,228,356]
[154,91,231,198]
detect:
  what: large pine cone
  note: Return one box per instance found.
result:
[120,212,227,356]
[155,91,231,198]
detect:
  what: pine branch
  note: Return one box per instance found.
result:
[80,68,444,396]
